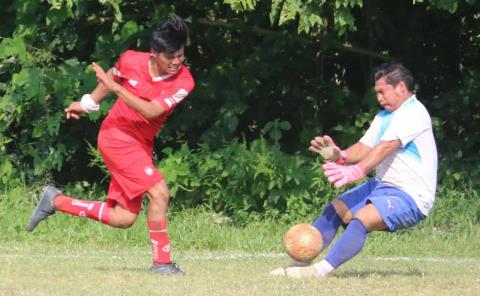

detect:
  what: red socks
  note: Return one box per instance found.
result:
[53,195,111,224]
[53,195,171,264]
[148,220,171,264]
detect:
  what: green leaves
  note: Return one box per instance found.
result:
[414,0,461,13]
[262,119,291,145]
[224,0,257,11]
[234,0,363,35]
[157,139,333,224]
[0,36,28,63]
[278,0,300,26]
[0,0,478,211]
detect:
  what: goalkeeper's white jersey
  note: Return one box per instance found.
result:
[360,95,438,216]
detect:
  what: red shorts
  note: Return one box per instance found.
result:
[98,127,163,213]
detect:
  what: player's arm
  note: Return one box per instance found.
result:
[357,139,401,173]
[90,69,114,104]
[65,69,114,120]
[309,136,372,164]
[322,139,400,188]
[343,141,372,164]
[91,62,166,120]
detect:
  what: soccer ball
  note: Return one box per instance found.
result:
[283,223,323,262]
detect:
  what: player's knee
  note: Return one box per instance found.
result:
[147,183,170,207]
[148,194,169,212]
[114,216,136,229]
[332,198,352,224]
[109,209,137,229]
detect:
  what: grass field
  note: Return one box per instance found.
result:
[1,186,479,295]
[1,242,479,296]
[1,212,479,296]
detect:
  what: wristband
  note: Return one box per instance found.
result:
[80,94,100,113]
[335,150,348,164]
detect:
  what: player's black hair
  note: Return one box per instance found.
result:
[374,63,414,91]
[150,15,189,53]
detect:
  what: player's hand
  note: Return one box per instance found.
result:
[322,162,365,188]
[65,101,83,120]
[309,135,346,163]
[91,62,120,92]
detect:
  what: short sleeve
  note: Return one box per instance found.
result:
[155,71,195,112]
[360,114,382,148]
[381,107,431,147]
[112,51,131,83]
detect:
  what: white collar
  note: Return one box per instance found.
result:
[148,59,178,81]
[152,73,173,82]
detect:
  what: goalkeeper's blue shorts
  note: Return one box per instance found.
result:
[338,177,426,232]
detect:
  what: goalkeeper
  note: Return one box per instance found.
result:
[271,63,438,278]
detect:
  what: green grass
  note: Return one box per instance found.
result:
[1,213,479,296]
[1,184,479,295]
[1,241,479,296]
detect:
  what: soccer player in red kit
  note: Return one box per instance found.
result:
[26,15,194,275]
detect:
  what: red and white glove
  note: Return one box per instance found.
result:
[322,162,366,188]
[309,135,347,164]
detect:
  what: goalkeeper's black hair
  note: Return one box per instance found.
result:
[150,15,189,54]
[374,63,414,92]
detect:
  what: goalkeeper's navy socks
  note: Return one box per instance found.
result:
[312,203,343,249]
[324,218,368,268]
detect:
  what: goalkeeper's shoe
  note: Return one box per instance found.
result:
[271,260,333,278]
[26,186,60,232]
[283,265,325,278]
[150,262,185,275]
[269,261,312,276]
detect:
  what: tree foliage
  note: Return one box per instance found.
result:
[1,0,479,193]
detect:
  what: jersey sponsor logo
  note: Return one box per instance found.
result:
[144,167,154,176]
[163,89,188,108]
[112,67,121,77]
[172,89,188,103]
[164,98,175,108]
[72,200,94,211]
[128,79,138,87]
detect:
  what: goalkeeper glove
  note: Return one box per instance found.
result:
[309,135,347,164]
[322,162,366,188]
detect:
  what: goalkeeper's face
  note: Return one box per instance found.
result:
[374,78,410,112]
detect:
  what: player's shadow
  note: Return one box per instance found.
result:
[333,268,425,278]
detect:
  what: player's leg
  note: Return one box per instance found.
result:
[283,203,385,278]
[105,203,138,228]
[271,179,378,276]
[309,200,345,253]
[320,204,385,272]
[270,199,348,275]
[311,178,377,250]
[27,185,138,231]
[283,183,425,278]
[27,185,112,231]
[145,180,184,275]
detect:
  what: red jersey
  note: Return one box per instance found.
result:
[102,50,195,143]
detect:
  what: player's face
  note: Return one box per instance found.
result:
[151,47,185,75]
[374,77,407,112]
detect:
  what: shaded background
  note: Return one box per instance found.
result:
[0,0,478,220]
